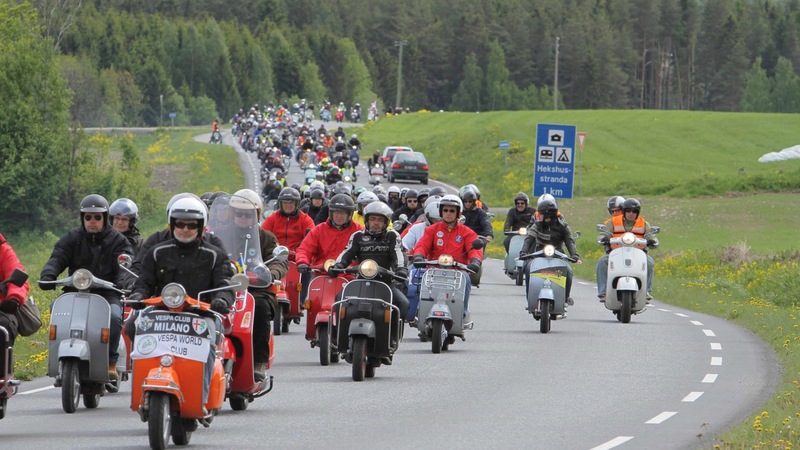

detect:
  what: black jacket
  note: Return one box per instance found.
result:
[335,229,407,285]
[132,238,235,307]
[392,205,422,222]
[41,224,132,301]
[503,206,535,232]
[462,207,494,238]
[520,217,579,259]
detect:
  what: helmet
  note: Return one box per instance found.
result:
[376,193,388,204]
[351,134,357,139]
[607,196,625,215]
[513,192,529,205]
[320,157,330,165]
[328,194,356,219]
[424,197,441,222]
[354,185,366,195]
[459,184,481,199]
[330,166,340,173]
[309,180,325,192]
[438,194,463,219]
[169,193,204,221]
[400,187,409,198]
[374,150,380,157]
[357,191,378,208]
[331,183,351,196]
[169,197,207,235]
[387,186,401,196]
[363,201,393,234]
[460,188,477,202]
[537,193,557,208]
[80,194,109,224]
[344,160,352,168]
[417,188,431,200]
[537,199,558,220]
[405,189,419,200]
[622,198,641,216]
[278,187,301,204]
[231,188,263,216]
[372,185,387,195]
[428,186,447,197]
[109,198,139,226]
[310,188,325,199]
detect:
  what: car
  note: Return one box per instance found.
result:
[387,151,429,184]
[381,146,413,164]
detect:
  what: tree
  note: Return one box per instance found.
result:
[740,57,772,112]
[0,1,72,230]
[450,52,482,111]
[484,41,513,110]
[771,56,800,113]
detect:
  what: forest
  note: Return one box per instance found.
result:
[25,0,800,127]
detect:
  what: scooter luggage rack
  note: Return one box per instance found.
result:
[423,268,464,290]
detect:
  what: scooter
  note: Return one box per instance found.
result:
[503,228,528,286]
[304,260,348,366]
[304,164,318,185]
[597,224,660,323]
[129,280,245,449]
[274,261,302,335]
[330,260,402,381]
[209,130,222,144]
[0,269,29,420]
[223,247,289,410]
[404,267,426,326]
[368,164,384,186]
[42,269,127,413]
[520,245,578,333]
[413,255,476,353]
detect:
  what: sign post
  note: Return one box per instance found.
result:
[577,132,587,196]
[168,112,176,128]
[533,123,577,200]
[499,140,510,174]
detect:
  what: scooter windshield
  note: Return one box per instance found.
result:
[208,194,264,280]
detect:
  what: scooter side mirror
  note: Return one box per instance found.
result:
[596,224,609,233]
[399,214,408,222]
[650,226,661,234]
[573,231,581,239]
[272,245,290,261]
[118,254,133,269]
[472,239,485,250]
[230,273,249,292]
[6,268,29,287]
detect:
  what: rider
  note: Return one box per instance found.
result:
[520,198,581,306]
[368,150,383,169]
[460,188,494,243]
[303,188,328,226]
[348,133,361,149]
[352,191,379,228]
[595,195,625,301]
[227,190,288,378]
[325,166,343,185]
[331,202,409,352]
[260,187,314,261]
[109,198,143,256]
[386,186,401,210]
[503,193,535,252]
[39,194,132,385]
[0,232,30,377]
[402,196,441,251]
[392,189,421,222]
[128,196,233,408]
[597,198,659,303]
[410,195,483,314]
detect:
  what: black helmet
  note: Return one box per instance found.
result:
[429,186,447,197]
[278,187,301,203]
[417,188,431,201]
[405,189,419,200]
[80,194,109,225]
[607,196,625,215]
[622,198,641,216]
[310,188,325,199]
[537,199,558,219]
[460,188,477,202]
[331,183,351,196]
[328,194,356,220]
[514,192,529,205]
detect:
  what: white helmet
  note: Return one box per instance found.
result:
[169,197,207,234]
[424,197,441,223]
[231,188,264,216]
[537,193,557,208]
[438,194,463,218]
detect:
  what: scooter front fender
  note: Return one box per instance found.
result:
[57,339,91,362]
[614,276,641,292]
[314,311,331,326]
[141,367,185,405]
[348,319,376,339]
[427,302,453,323]
[538,287,555,301]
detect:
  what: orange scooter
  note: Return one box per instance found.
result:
[129,277,246,450]
[304,260,350,366]
[273,260,302,335]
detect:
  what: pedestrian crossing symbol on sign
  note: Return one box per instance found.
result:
[556,148,572,164]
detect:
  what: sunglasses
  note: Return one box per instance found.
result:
[463,200,475,204]
[174,221,200,230]
[516,202,526,206]
[624,209,640,214]
[610,208,621,213]
[83,214,103,221]
[235,211,255,218]
[407,199,418,203]
[441,208,458,213]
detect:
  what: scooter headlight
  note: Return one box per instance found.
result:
[437,255,454,267]
[160,355,174,367]
[519,227,527,236]
[72,269,92,290]
[543,245,555,257]
[323,259,336,272]
[621,232,636,246]
[161,283,186,308]
[358,260,379,279]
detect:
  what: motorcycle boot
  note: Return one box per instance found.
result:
[107,361,119,393]
[254,362,268,381]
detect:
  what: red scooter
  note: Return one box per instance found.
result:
[0,269,28,420]
[304,260,349,366]
[273,261,303,335]
[222,246,288,410]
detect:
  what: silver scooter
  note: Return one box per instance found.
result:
[42,269,126,413]
[520,245,578,333]
[503,227,528,286]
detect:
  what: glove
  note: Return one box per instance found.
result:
[327,263,344,277]
[297,264,310,274]
[599,236,610,245]
[395,267,409,279]
[647,239,659,248]
[411,254,424,264]
[38,274,56,291]
[127,293,145,310]
[466,258,482,274]
[0,299,20,314]
[210,298,230,314]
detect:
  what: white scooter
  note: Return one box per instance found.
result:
[597,224,660,323]
[503,228,527,286]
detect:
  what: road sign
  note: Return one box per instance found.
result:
[168,112,177,119]
[499,140,510,149]
[534,123,576,199]
[577,132,587,151]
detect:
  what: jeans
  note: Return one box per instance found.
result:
[0,311,18,377]
[251,292,273,364]
[596,253,654,296]
[108,304,123,363]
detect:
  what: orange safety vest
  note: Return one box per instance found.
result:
[610,215,646,249]
[323,135,334,147]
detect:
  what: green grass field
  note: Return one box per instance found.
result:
[8,114,800,447]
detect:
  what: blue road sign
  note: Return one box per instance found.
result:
[534,123,576,199]
[499,140,510,149]
[168,112,177,119]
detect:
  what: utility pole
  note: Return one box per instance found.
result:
[395,39,408,113]
[554,36,560,111]
[159,94,163,127]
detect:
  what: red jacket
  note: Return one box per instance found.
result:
[410,221,482,265]
[295,220,364,268]
[261,210,314,260]
[0,233,29,307]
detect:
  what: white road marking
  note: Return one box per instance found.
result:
[646,411,677,424]
[702,329,716,337]
[710,342,722,350]
[690,320,703,326]
[18,385,55,395]
[657,308,671,312]
[682,391,704,402]
[711,357,723,366]
[702,373,718,383]
[675,313,689,317]
[591,436,634,450]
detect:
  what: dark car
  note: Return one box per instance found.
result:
[381,146,413,165]
[387,151,429,184]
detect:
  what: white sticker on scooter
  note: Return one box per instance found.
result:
[131,311,211,363]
